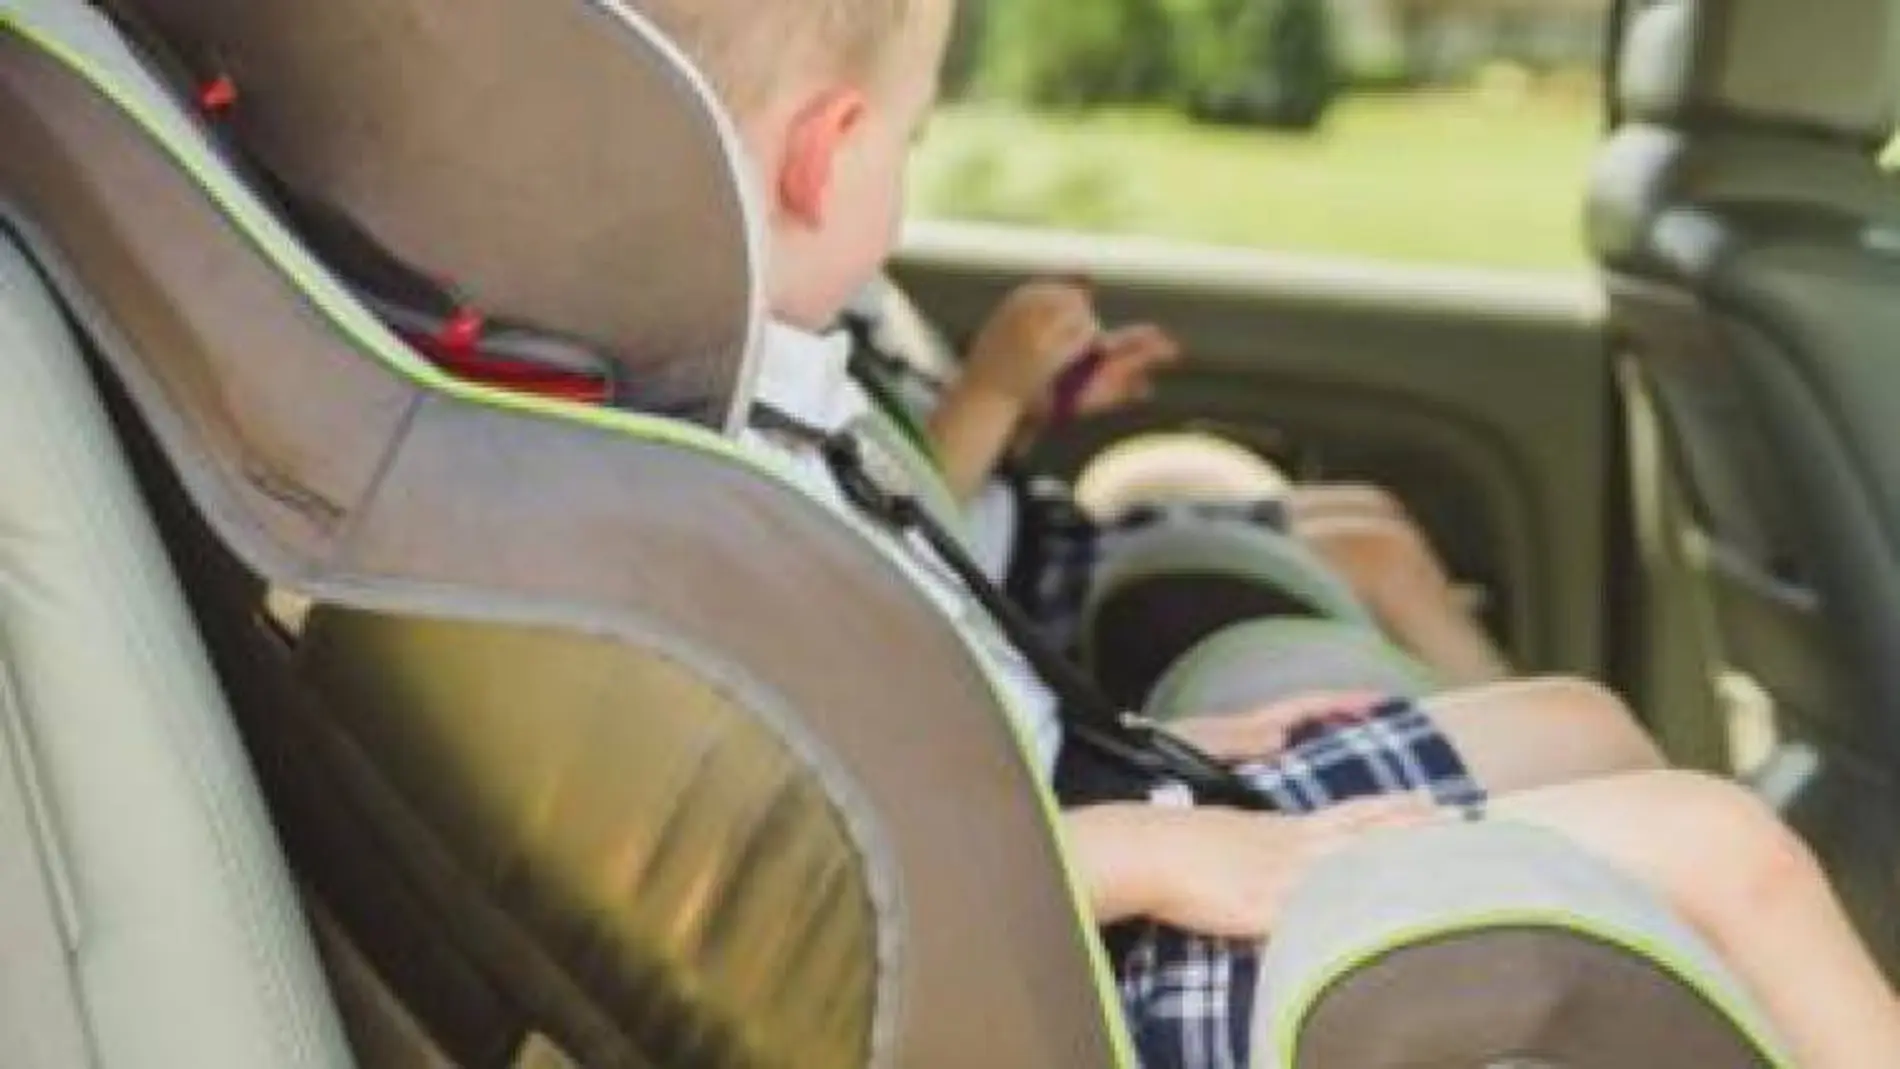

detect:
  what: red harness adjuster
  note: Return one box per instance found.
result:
[196,74,239,117]
[436,307,486,355]
[398,305,612,406]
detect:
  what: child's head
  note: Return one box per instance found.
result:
[638,0,954,331]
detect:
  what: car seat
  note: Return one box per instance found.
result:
[0,0,1127,1063]
[846,278,1402,710]
[0,0,1792,1064]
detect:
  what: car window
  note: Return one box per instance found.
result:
[912,0,1610,273]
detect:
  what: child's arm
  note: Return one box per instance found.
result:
[929,282,1182,502]
[1064,797,1435,937]
[930,281,1098,500]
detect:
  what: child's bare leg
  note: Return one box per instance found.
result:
[1074,437,1510,683]
[1423,677,1664,794]
[1498,771,1900,1068]
[1289,482,1413,525]
[1295,483,1492,615]
[1300,513,1511,686]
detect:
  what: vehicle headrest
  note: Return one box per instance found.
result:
[1618,0,1900,145]
[97,0,763,429]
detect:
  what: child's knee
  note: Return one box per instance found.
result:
[1642,771,1823,920]
[1527,677,1664,768]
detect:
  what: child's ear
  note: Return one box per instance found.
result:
[778,87,867,227]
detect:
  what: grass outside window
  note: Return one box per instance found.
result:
[910,87,1602,274]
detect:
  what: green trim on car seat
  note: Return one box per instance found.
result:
[1272,894,1793,1069]
[0,12,735,453]
[0,12,1137,1065]
[1148,617,1437,717]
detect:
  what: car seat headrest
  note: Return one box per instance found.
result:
[1618,0,1899,145]
[98,0,764,429]
[0,4,1134,1063]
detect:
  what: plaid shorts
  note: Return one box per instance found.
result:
[1116,699,1486,1069]
[1004,476,1102,650]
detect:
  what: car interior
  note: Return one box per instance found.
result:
[895,0,1900,982]
[1592,0,1900,966]
[0,0,1893,1067]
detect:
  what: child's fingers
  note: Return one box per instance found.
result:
[1034,298,1097,347]
[1064,318,1103,355]
[1044,286,1099,326]
[1077,366,1151,411]
[1093,353,1172,398]
[1061,324,1176,416]
[1102,323,1184,367]
[1007,284,1094,343]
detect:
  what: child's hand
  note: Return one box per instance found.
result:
[1148,798,1437,939]
[1035,322,1183,423]
[1169,691,1389,763]
[962,280,1101,410]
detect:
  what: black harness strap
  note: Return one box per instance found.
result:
[837,311,947,464]
[751,404,1276,811]
[836,308,1107,618]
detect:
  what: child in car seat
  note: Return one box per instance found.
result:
[631,0,1900,1064]
[861,275,1513,686]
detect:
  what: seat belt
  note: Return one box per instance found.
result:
[837,309,1111,617]
[0,662,94,1067]
[751,404,1277,811]
[839,316,942,466]
[849,402,973,543]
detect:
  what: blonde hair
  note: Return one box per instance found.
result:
[635,0,916,118]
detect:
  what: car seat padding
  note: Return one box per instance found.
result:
[0,3,1133,1065]
[100,0,761,429]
